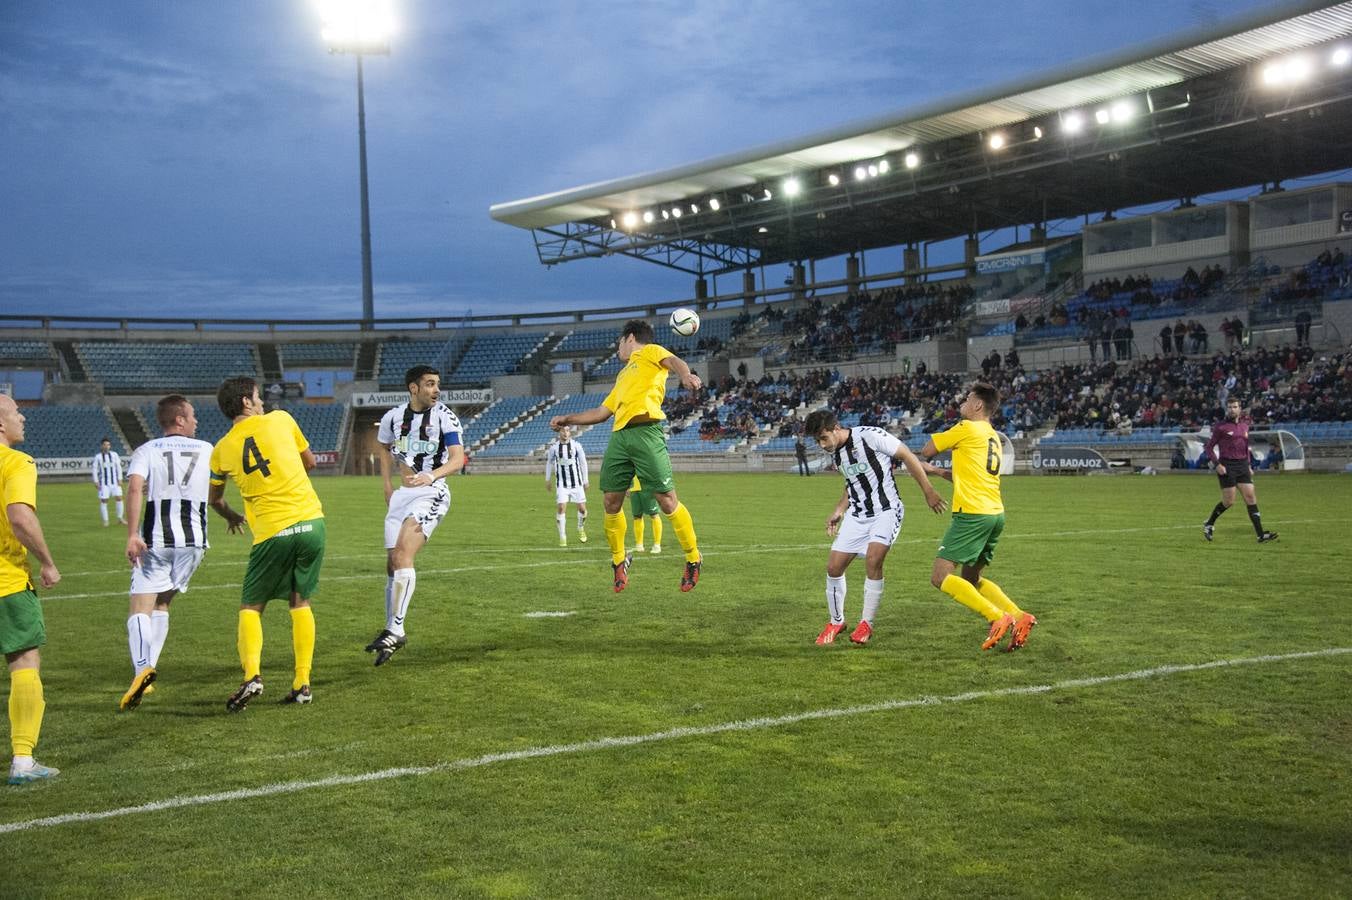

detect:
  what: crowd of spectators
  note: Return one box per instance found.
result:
[784,281,973,362]
[681,370,834,441]
[1264,246,1350,305]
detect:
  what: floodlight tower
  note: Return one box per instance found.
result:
[319,1,395,323]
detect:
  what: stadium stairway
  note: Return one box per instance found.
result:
[258,343,283,382]
[355,340,379,381]
[53,340,86,382]
[112,407,149,448]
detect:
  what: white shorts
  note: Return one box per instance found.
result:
[830,506,905,557]
[98,484,123,501]
[386,482,451,548]
[555,485,587,505]
[130,547,206,595]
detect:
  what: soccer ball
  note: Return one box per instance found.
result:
[670,307,700,337]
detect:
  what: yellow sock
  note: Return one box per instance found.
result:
[940,574,1003,622]
[649,515,663,546]
[634,517,645,549]
[238,608,263,679]
[604,511,628,565]
[290,606,315,690]
[977,578,1022,617]
[8,668,44,757]
[664,502,700,563]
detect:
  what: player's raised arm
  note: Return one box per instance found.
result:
[551,405,612,430]
[893,443,947,514]
[659,354,702,392]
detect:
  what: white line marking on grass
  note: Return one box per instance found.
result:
[524,611,576,618]
[2,646,1347,836]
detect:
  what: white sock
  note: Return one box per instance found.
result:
[556,513,566,540]
[116,499,125,520]
[388,568,416,637]
[862,578,884,625]
[577,511,587,531]
[127,613,153,673]
[100,502,109,525]
[384,575,395,625]
[148,610,170,667]
[10,755,33,772]
[826,575,847,624]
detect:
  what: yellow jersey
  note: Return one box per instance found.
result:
[603,343,673,430]
[210,410,323,543]
[931,419,1004,515]
[0,445,37,594]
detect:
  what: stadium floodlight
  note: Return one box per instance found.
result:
[609,218,617,229]
[319,0,396,322]
[854,166,867,181]
[661,209,669,220]
[1110,100,1134,123]
[757,226,768,233]
[877,159,890,174]
[1262,55,1313,87]
[828,173,841,186]
[621,211,638,229]
[1062,111,1084,134]
[709,197,721,211]
[783,177,802,198]
[671,207,682,219]
[904,151,920,169]
[690,203,699,214]
[1333,46,1351,67]
[867,164,879,176]
[1033,125,1043,140]
[987,133,1005,150]
[643,211,655,224]
[1094,108,1111,125]
[762,188,773,200]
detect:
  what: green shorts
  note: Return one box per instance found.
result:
[0,588,46,656]
[600,423,676,495]
[629,489,660,518]
[241,518,326,606]
[937,513,1005,567]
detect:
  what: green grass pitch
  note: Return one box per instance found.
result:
[1,471,1349,898]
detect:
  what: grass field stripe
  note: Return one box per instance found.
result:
[2,646,1346,836]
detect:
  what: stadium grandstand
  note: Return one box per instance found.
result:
[3,1,1352,479]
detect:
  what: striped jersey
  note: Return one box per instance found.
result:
[832,427,903,519]
[377,402,463,480]
[92,449,123,487]
[545,439,588,489]
[128,435,214,549]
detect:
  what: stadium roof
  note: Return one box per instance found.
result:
[490,0,1352,276]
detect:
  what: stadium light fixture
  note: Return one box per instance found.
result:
[762,188,773,200]
[757,226,768,233]
[661,209,670,220]
[1262,55,1314,87]
[828,173,841,186]
[621,211,638,229]
[609,218,617,229]
[1110,100,1134,123]
[783,177,802,198]
[854,166,867,181]
[1062,111,1084,134]
[877,159,890,174]
[709,197,721,211]
[690,203,699,214]
[1032,125,1043,140]
[643,210,655,224]
[671,207,682,219]
[904,151,920,169]
[1332,46,1351,67]
[867,164,879,176]
[1094,108,1111,125]
[318,0,396,322]
[987,133,1006,150]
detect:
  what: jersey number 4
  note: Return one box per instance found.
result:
[242,437,272,477]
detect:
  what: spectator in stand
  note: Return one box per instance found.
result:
[1295,309,1312,347]
[1174,320,1189,356]
[1159,323,1173,356]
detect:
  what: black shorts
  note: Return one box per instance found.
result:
[1216,459,1252,488]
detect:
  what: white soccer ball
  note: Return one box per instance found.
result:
[670,307,700,337]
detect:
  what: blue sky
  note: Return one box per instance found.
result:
[0,0,1283,322]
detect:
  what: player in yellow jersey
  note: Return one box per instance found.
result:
[922,383,1037,651]
[549,319,702,593]
[208,376,325,710]
[628,475,662,554]
[0,395,61,784]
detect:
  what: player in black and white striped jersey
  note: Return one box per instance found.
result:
[366,365,465,666]
[803,410,949,646]
[92,437,126,526]
[544,426,589,546]
[119,395,221,710]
